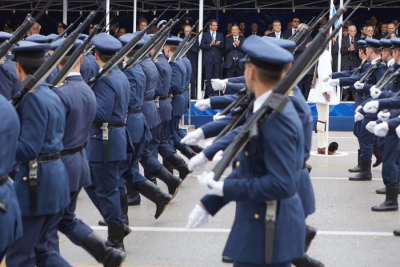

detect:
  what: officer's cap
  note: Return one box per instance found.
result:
[390,37,400,49]
[0,31,12,41]
[25,34,49,43]
[78,33,89,41]
[119,32,145,47]
[365,38,381,49]
[240,35,293,71]
[157,20,167,29]
[12,41,50,60]
[58,22,67,29]
[356,40,367,49]
[261,36,295,52]
[49,38,83,56]
[379,38,392,49]
[165,36,182,46]
[89,24,94,29]
[47,34,59,43]
[92,33,122,55]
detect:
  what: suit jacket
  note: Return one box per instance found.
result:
[374,32,388,40]
[224,35,246,69]
[266,32,283,39]
[340,36,360,71]
[185,33,200,65]
[200,31,225,64]
[283,29,296,39]
[244,31,263,37]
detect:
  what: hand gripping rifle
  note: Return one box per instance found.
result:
[177,21,210,60]
[211,1,353,183]
[169,19,199,63]
[51,13,84,44]
[88,8,169,88]
[0,0,55,64]
[11,9,98,107]
[49,25,101,87]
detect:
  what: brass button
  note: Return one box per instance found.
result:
[94,135,97,137]
[236,161,240,168]
[23,177,27,181]
[254,213,259,219]
[244,151,249,156]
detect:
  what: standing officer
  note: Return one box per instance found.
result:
[6,40,70,267]
[0,94,22,262]
[187,36,306,267]
[224,24,246,78]
[183,24,200,99]
[57,22,67,35]
[200,19,225,98]
[45,38,126,266]
[84,33,130,251]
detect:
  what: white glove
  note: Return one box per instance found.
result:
[363,100,379,113]
[374,122,389,137]
[355,105,363,113]
[195,99,211,111]
[186,204,210,229]
[222,78,228,83]
[342,86,350,89]
[181,128,205,145]
[212,150,223,164]
[328,78,340,87]
[370,86,382,99]
[323,74,331,82]
[366,121,377,133]
[211,79,226,91]
[396,125,400,139]
[354,81,365,90]
[354,112,364,122]
[213,112,226,121]
[197,171,224,197]
[378,111,390,121]
[188,152,209,172]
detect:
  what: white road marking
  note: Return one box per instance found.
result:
[90,226,394,236]
[311,176,382,181]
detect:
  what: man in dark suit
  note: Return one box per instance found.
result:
[341,25,360,71]
[200,19,225,98]
[283,17,300,39]
[183,24,200,99]
[267,20,283,39]
[374,23,388,39]
[224,24,246,78]
[244,23,263,37]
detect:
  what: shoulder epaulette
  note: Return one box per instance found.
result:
[102,72,109,77]
[287,89,294,97]
[54,80,67,88]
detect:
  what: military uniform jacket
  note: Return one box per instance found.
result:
[377,64,400,99]
[0,61,13,100]
[86,53,99,80]
[181,56,192,113]
[3,54,23,99]
[228,76,245,83]
[14,83,70,216]
[154,54,173,122]
[80,56,91,83]
[139,56,161,129]
[169,59,187,117]
[0,95,22,251]
[123,64,152,144]
[86,66,130,162]
[53,74,96,192]
[201,100,305,264]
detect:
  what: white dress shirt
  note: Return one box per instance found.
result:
[253,90,273,113]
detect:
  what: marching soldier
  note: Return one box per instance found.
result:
[186,36,306,267]
[84,33,130,251]
[5,40,70,267]
[0,32,15,100]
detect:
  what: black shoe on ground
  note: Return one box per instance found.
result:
[349,161,372,181]
[372,187,399,211]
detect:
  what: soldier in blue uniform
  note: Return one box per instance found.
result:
[84,33,130,251]
[45,38,127,266]
[77,34,94,82]
[187,36,306,267]
[0,94,22,262]
[5,41,70,267]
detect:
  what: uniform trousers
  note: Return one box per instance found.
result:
[205,61,221,97]
[360,118,377,161]
[148,121,175,160]
[6,215,70,267]
[84,161,123,226]
[233,261,291,267]
[226,61,244,78]
[382,135,400,187]
[165,116,186,151]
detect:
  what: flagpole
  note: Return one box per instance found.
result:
[326,0,334,156]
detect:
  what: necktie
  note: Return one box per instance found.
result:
[276,33,279,39]
[351,37,354,44]
[234,37,238,59]
[211,32,214,41]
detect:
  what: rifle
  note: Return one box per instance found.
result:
[178,21,211,59]
[386,23,400,39]
[358,58,383,83]
[380,67,400,113]
[11,9,98,107]
[88,8,169,88]
[82,10,112,55]
[211,0,354,182]
[219,87,248,116]
[375,63,395,88]
[49,25,101,87]
[0,0,55,64]
[288,18,309,42]
[51,13,84,44]
[169,19,199,63]
[350,59,368,77]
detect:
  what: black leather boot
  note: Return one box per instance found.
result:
[144,172,157,185]
[306,164,312,174]
[189,144,204,153]
[81,232,126,267]
[120,194,130,228]
[126,182,141,206]
[106,224,125,251]
[179,144,197,159]
[292,254,325,267]
[221,255,234,263]
[349,161,372,181]
[164,160,174,174]
[305,225,317,252]
[373,147,382,168]
[137,180,172,219]
[165,153,190,180]
[156,166,182,199]
[349,149,361,172]
[372,187,399,211]
[394,229,400,236]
